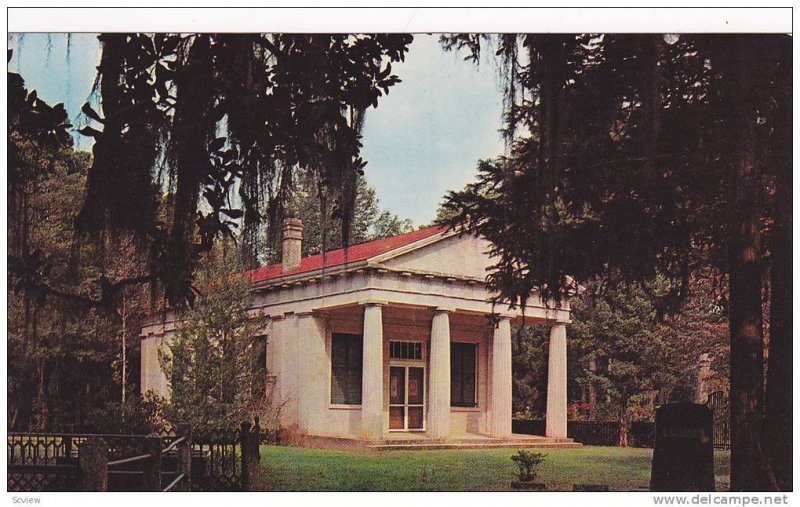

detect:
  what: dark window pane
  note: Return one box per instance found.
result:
[450,342,477,407]
[331,333,363,405]
[389,406,405,430]
[450,376,462,405]
[332,338,349,368]
[331,367,348,403]
[408,407,424,429]
[408,367,424,404]
[462,372,476,406]
[390,340,423,360]
[251,335,268,400]
[346,367,362,404]
[463,345,476,375]
[390,366,405,405]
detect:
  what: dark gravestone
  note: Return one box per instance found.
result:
[650,402,715,491]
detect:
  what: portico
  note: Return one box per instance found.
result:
[139,222,575,446]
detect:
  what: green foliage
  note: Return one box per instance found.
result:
[5,139,143,430]
[439,35,789,488]
[160,245,271,430]
[511,325,548,419]
[264,173,414,263]
[574,277,726,424]
[84,392,166,434]
[7,61,164,431]
[438,34,788,311]
[510,450,546,482]
[510,275,728,429]
[74,33,413,305]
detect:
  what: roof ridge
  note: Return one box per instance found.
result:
[245,224,449,284]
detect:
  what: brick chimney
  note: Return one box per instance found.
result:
[281,217,303,272]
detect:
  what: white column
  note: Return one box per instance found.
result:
[297,312,327,435]
[491,316,513,438]
[546,322,568,438]
[428,309,451,439]
[361,303,384,440]
[277,315,300,430]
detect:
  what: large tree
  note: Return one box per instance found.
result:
[439,34,790,491]
[12,33,412,310]
[8,62,150,431]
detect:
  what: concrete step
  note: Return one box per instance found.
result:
[368,440,583,451]
[380,437,575,445]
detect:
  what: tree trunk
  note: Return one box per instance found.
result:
[588,359,597,419]
[643,34,664,179]
[726,37,770,492]
[764,35,792,492]
[121,293,127,408]
[618,401,630,447]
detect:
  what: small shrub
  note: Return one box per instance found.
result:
[510,450,546,482]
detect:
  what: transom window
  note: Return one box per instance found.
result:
[389,341,422,360]
[331,333,363,405]
[451,342,477,407]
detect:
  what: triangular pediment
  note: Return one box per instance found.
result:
[372,232,496,280]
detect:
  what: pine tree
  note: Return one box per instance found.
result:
[439,33,791,490]
[160,245,270,430]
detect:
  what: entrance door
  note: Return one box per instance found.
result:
[389,365,425,431]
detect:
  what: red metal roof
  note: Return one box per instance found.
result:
[245,225,449,284]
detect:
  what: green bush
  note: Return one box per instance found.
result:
[510,450,546,482]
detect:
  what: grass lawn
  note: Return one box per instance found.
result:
[256,445,731,492]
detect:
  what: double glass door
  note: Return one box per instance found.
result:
[389,364,425,431]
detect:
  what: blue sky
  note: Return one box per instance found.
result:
[7,33,505,226]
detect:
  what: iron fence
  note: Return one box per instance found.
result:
[512,419,656,447]
[7,422,258,492]
[706,391,731,450]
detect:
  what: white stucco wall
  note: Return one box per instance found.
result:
[140,333,171,399]
[139,231,570,441]
[268,308,495,439]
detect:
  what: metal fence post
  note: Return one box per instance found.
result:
[142,436,162,491]
[253,417,261,460]
[64,436,74,460]
[78,437,107,491]
[240,422,250,491]
[176,423,192,492]
[248,423,260,471]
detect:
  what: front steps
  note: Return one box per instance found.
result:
[368,437,581,451]
[298,433,581,451]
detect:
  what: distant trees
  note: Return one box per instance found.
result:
[568,276,728,445]
[266,173,414,263]
[439,34,790,490]
[8,60,151,430]
[511,274,729,447]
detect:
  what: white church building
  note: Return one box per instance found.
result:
[140,219,577,448]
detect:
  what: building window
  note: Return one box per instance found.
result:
[331,333,363,405]
[251,335,268,401]
[389,340,422,360]
[451,342,477,407]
